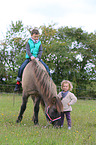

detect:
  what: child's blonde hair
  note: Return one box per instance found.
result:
[61,80,73,91]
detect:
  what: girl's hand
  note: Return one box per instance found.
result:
[68,103,70,106]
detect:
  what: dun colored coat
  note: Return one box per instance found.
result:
[16,59,63,127]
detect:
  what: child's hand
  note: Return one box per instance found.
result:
[68,103,70,106]
[36,58,39,61]
[31,56,35,60]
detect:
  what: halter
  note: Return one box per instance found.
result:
[45,106,61,124]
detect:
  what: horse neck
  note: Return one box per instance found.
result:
[33,59,57,105]
[39,78,57,106]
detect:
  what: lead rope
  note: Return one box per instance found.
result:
[44,121,51,128]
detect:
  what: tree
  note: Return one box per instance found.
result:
[0,47,7,83]
[53,27,96,86]
[0,20,29,83]
[0,22,96,97]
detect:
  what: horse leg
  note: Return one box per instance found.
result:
[16,92,29,123]
[31,96,41,125]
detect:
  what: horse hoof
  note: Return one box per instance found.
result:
[16,116,23,123]
[34,121,39,125]
[34,123,39,126]
[16,117,22,123]
[16,119,21,123]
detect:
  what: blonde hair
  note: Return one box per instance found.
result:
[61,80,73,91]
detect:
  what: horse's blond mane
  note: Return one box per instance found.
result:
[32,60,57,99]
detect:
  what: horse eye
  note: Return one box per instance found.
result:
[53,108,57,113]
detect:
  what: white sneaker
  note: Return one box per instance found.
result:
[68,126,71,130]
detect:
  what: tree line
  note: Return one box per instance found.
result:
[0,21,96,98]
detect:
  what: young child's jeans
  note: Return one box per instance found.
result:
[61,111,71,127]
[16,58,51,82]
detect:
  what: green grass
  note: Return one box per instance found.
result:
[0,93,96,145]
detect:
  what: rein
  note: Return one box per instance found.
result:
[45,106,61,124]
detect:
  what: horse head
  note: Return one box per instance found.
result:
[46,96,63,128]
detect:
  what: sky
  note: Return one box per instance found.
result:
[0,0,96,40]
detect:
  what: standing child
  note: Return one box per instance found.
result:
[58,80,77,129]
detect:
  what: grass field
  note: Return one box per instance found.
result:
[0,93,96,145]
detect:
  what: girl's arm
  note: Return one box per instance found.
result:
[68,93,77,105]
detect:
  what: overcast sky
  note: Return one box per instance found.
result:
[0,0,96,39]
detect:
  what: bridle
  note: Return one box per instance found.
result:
[45,106,61,124]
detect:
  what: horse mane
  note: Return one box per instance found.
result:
[31,59,57,101]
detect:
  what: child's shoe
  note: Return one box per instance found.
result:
[68,126,71,130]
[14,83,21,92]
[61,125,63,128]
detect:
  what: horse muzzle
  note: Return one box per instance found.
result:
[45,106,61,127]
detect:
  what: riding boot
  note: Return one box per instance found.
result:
[14,81,21,92]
